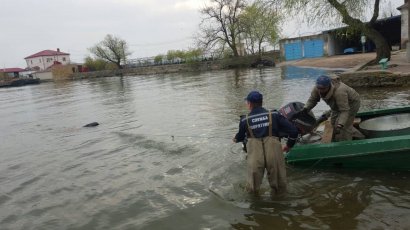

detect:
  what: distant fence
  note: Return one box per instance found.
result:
[70,50,281,80]
[124,51,223,68]
[124,50,280,68]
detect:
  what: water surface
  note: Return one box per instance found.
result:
[1,66,410,229]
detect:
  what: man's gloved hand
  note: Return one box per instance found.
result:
[316,113,329,124]
[322,113,328,118]
[334,124,344,134]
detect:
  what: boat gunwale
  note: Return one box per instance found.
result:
[287,134,410,163]
[357,106,410,118]
[286,143,410,163]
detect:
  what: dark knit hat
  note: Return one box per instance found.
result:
[316,75,331,87]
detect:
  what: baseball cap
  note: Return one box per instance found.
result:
[245,91,263,103]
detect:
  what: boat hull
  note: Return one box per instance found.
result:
[286,135,410,170]
[285,106,410,171]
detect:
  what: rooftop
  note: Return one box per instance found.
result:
[25,50,70,59]
[0,68,26,73]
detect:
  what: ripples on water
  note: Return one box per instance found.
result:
[0,67,409,229]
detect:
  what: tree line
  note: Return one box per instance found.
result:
[85,0,395,71]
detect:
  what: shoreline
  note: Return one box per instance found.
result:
[280,51,410,87]
[45,51,410,88]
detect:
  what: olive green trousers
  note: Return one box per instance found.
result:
[331,112,365,141]
[246,136,287,195]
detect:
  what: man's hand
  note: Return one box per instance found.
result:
[316,113,329,124]
[232,137,237,143]
[282,145,290,153]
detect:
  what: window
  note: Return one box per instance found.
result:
[31,60,33,64]
[39,59,41,63]
[62,57,66,61]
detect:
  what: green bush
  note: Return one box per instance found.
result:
[84,56,109,71]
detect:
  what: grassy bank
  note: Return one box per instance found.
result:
[69,52,280,80]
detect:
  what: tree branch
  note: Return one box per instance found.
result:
[369,0,380,24]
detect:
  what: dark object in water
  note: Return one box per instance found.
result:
[250,58,275,68]
[83,122,99,127]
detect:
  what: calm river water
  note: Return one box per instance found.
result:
[1,66,410,229]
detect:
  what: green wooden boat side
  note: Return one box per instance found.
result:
[287,149,410,170]
[357,106,410,120]
[286,134,410,170]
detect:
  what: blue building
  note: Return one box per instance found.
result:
[279,15,401,61]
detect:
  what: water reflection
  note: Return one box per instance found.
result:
[358,86,410,110]
[280,65,327,80]
[231,169,410,229]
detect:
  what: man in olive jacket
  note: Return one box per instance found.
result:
[301,75,361,141]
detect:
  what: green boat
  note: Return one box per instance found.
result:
[285,106,410,171]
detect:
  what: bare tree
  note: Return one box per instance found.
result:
[239,0,281,56]
[270,0,392,61]
[89,34,132,69]
[198,0,246,57]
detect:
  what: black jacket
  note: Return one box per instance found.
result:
[235,107,298,147]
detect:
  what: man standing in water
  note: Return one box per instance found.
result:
[300,75,361,141]
[233,91,298,195]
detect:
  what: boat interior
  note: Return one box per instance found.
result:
[299,112,410,145]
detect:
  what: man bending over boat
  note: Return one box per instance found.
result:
[233,91,298,195]
[299,75,361,142]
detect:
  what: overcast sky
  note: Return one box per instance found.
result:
[0,0,404,68]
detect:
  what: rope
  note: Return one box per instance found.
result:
[141,133,245,154]
[230,143,245,155]
[140,133,232,140]
[286,158,324,180]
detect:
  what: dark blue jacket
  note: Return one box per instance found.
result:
[235,107,298,147]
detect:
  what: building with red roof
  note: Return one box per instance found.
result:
[0,68,25,73]
[0,68,26,78]
[24,48,70,71]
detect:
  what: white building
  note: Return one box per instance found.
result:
[398,2,409,49]
[24,48,70,71]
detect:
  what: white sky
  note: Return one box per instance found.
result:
[0,0,404,68]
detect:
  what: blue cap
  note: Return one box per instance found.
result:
[245,91,263,103]
[316,75,331,87]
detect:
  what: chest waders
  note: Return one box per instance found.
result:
[246,110,273,167]
[245,111,287,194]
